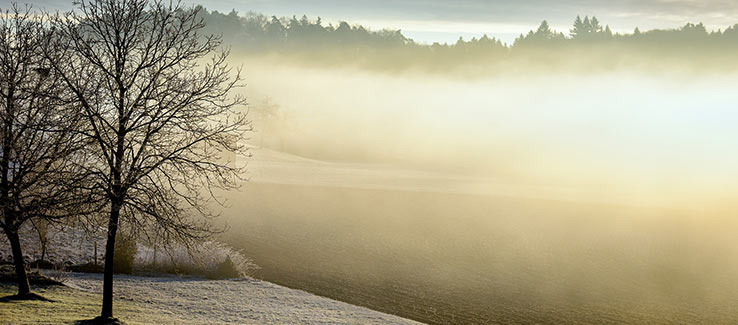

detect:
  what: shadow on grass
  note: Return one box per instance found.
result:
[75,317,124,325]
[0,292,55,302]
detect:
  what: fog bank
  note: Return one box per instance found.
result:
[239,58,738,209]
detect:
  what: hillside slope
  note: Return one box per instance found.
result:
[0,272,420,324]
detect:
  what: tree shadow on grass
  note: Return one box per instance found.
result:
[0,292,55,302]
[75,317,124,325]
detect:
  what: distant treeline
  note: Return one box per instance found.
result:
[199,8,738,72]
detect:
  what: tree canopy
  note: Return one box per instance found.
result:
[198,9,738,72]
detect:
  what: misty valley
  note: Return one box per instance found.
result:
[2,1,738,324]
[220,64,738,324]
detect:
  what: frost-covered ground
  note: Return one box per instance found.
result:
[52,272,419,324]
[0,271,420,324]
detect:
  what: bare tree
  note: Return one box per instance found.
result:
[29,218,49,262]
[0,5,88,298]
[48,0,248,320]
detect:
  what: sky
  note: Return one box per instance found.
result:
[6,0,738,44]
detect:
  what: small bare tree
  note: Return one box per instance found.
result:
[30,218,49,262]
[0,5,88,298]
[48,0,248,320]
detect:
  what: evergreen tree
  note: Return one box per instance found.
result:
[265,16,286,40]
[571,15,585,37]
[590,16,602,33]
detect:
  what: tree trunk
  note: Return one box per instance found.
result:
[5,228,30,295]
[100,202,121,318]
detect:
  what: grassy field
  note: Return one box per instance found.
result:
[0,284,159,324]
[0,272,418,325]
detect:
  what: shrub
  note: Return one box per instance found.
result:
[29,259,54,269]
[113,233,137,274]
[68,262,104,273]
[136,241,257,278]
[212,255,241,279]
